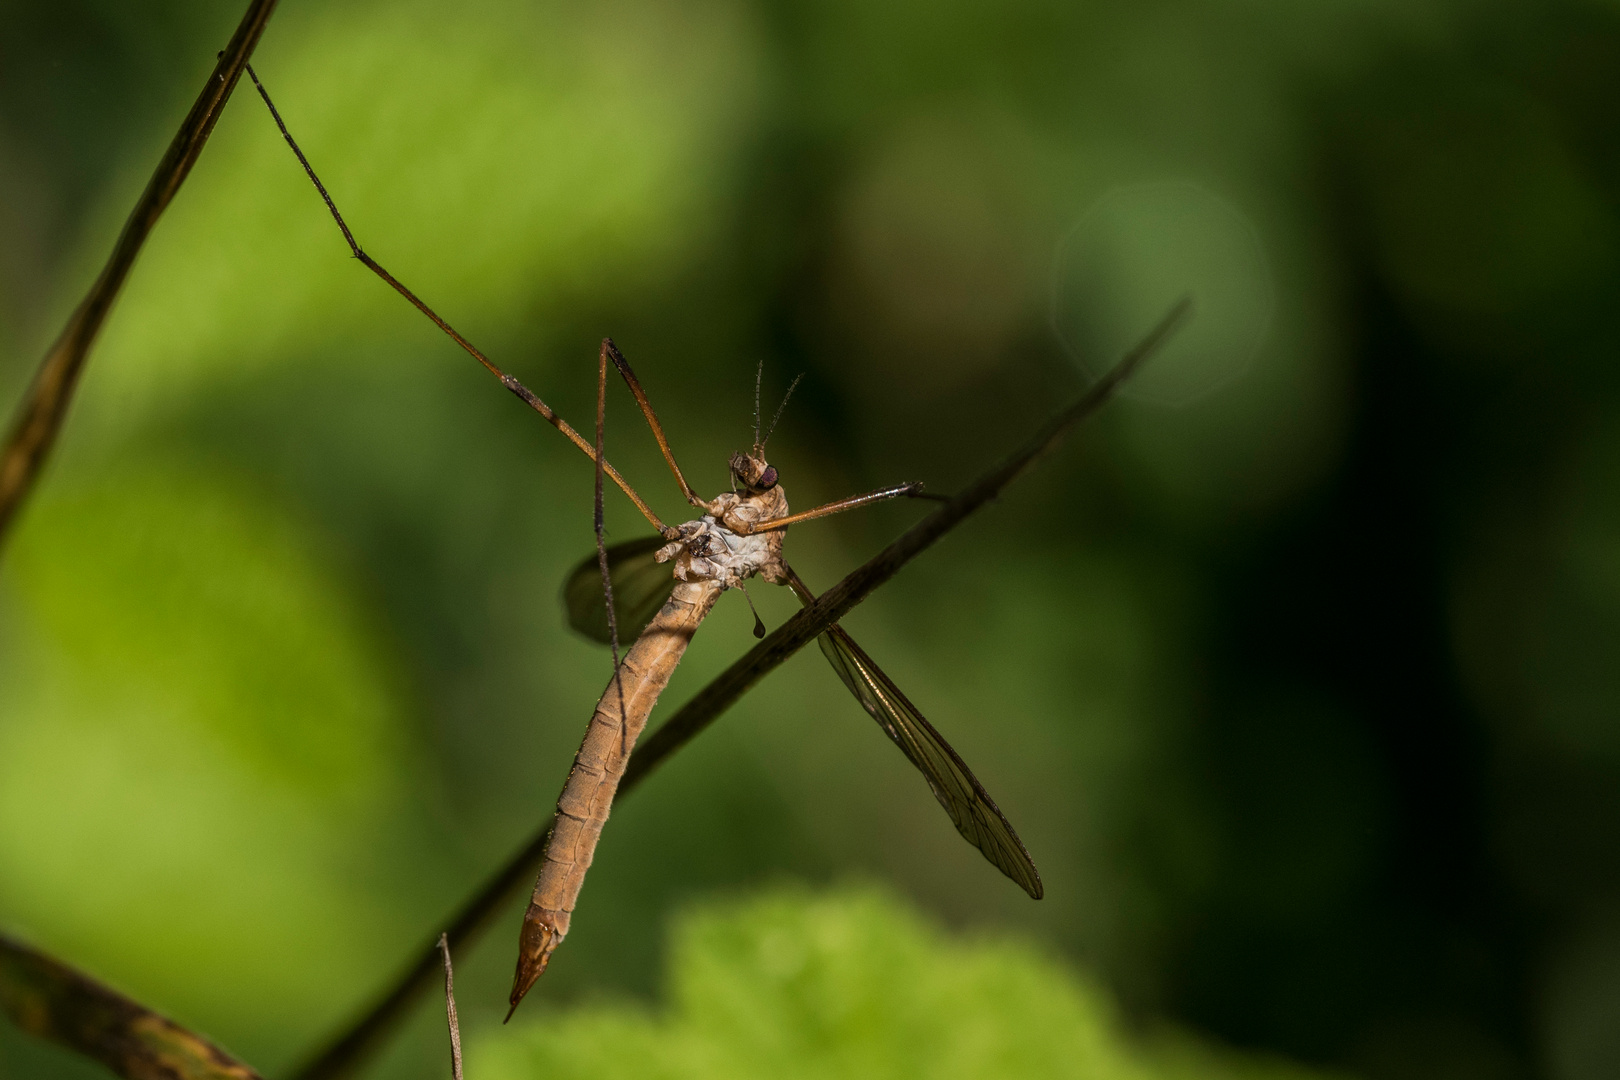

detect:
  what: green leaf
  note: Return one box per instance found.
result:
[479,887,1347,1080]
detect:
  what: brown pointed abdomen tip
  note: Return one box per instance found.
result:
[506,910,562,1020]
[506,949,548,1022]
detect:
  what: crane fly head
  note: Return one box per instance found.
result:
[729,451,778,493]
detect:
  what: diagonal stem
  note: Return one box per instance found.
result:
[287,296,1190,1080]
[0,0,281,547]
[0,932,263,1080]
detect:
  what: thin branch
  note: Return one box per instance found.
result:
[0,932,262,1080]
[287,297,1190,1080]
[0,0,281,546]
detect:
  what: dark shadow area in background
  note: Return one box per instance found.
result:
[1177,271,1527,1076]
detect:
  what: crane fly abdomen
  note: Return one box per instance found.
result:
[511,461,788,1015]
[512,575,724,1010]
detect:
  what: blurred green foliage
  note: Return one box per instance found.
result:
[481,886,1332,1080]
[1,1,1618,1080]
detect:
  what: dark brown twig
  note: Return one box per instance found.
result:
[287,297,1190,1080]
[0,932,262,1080]
[0,0,280,546]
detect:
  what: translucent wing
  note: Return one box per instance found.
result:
[818,624,1044,899]
[561,535,677,645]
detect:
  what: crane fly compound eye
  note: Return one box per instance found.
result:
[728,451,776,490]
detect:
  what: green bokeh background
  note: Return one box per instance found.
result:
[1,1,1617,1078]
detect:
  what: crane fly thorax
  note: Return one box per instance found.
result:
[654,465,789,588]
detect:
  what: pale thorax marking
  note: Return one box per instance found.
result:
[655,488,789,588]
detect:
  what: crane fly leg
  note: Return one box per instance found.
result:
[603,339,718,516]
[243,66,674,536]
[741,482,930,534]
[594,342,631,757]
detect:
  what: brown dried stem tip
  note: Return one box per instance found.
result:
[436,935,464,1080]
[0,932,262,1080]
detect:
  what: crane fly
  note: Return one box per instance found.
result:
[245,68,1042,1020]
[517,358,1045,1006]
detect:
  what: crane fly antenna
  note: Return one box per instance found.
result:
[752,359,764,453]
[761,372,804,450]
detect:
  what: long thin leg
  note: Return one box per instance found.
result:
[246,66,674,538]
[780,562,817,605]
[603,339,717,514]
[594,342,630,756]
[737,481,932,534]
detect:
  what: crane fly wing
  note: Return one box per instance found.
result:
[818,624,1044,899]
[566,544,1044,897]
[562,535,676,645]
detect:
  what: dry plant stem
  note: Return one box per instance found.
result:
[287,297,1189,1080]
[0,933,261,1080]
[0,0,280,546]
[435,936,463,1080]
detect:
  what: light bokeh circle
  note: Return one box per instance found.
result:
[1052,181,1275,406]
